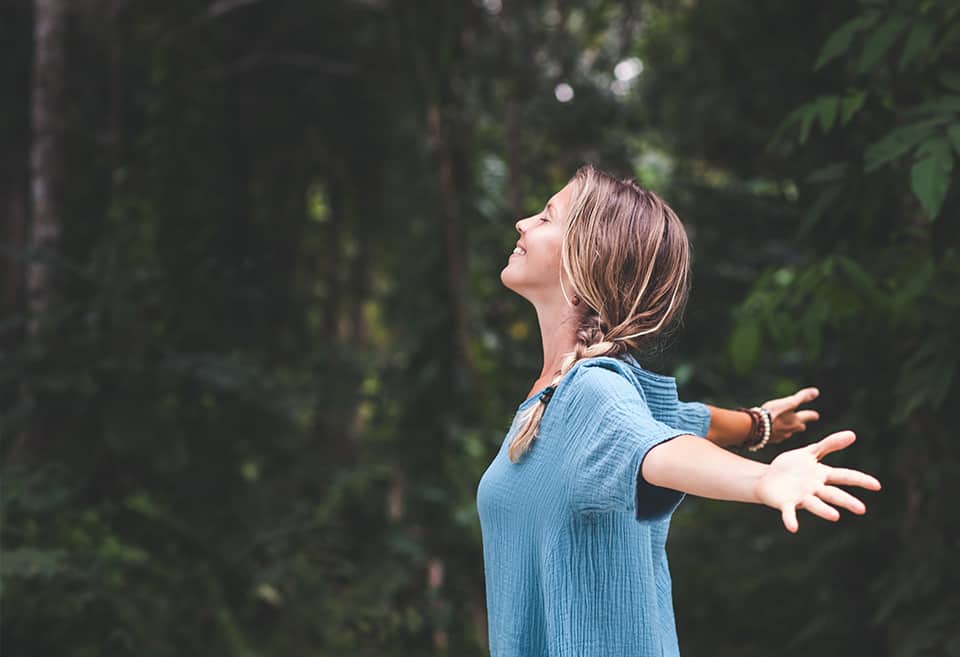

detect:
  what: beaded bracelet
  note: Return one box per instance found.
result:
[747,407,772,452]
[736,406,772,451]
[736,407,762,446]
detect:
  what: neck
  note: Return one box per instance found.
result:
[533,302,582,381]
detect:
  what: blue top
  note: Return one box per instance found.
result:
[476,354,711,657]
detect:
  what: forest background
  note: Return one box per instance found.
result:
[2,0,958,655]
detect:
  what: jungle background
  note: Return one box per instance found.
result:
[2,0,958,655]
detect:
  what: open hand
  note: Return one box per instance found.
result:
[754,430,881,533]
[761,387,821,445]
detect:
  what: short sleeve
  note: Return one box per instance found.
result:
[676,400,711,438]
[562,363,692,521]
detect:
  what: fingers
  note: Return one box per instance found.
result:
[818,485,866,514]
[792,387,820,406]
[773,431,796,444]
[781,504,799,533]
[794,409,820,425]
[811,430,857,458]
[766,387,818,415]
[826,467,882,491]
[782,481,878,534]
[802,494,840,522]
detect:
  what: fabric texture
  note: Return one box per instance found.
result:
[476,354,709,657]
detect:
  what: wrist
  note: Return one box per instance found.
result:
[751,465,772,506]
[705,406,755,448]
[749,407,773,451]
[737,406,772,451]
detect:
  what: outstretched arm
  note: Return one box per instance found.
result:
[702,387,822,448]
[641,430,881,533]
[703,405,754,447]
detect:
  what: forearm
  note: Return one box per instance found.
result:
[704,404,752,448]
[642,434,766,503]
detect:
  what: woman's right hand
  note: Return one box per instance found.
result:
[761,386,821,445]
[754,430,882,533]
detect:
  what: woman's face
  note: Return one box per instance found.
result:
[500,180,576,302]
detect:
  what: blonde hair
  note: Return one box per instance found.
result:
[508,164,692,463]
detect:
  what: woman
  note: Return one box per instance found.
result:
[475,164,881,657]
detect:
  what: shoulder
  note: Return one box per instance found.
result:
[557,356,647,413]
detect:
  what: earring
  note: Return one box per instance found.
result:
[571,295,580,306]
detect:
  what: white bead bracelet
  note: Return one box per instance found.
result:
[747,406,772,452]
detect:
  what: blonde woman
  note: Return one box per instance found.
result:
[476,164,881,657]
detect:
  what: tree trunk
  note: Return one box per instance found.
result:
[28,0,66,337]
[428,103,473,385]
[324,177,343,339]
[505,96,524,218]
[18,0,67,456]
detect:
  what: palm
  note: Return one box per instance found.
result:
[757,449,827,508]
[754,431,882,533]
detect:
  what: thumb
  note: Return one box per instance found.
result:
[793,387,820,405]
[781,504,799,533]
[814,430,856,459]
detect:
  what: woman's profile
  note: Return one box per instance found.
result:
[476,164,881,657]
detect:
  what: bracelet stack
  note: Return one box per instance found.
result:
[737,406,772,451]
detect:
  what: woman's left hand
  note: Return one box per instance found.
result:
[754,430,881,533]
[761,387,821,445]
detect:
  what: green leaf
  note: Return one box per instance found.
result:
[817,96,839,133]
[798,184,843,236]
[864,119,942,172]
[857,16,908,73]
[815,13,880,70]
[910,138,954,219]
[771,102,822,146]
[898,21,934,70]
[892,340,956,423]
[840,90,866,125]
[769,108,800,148]
[729,319,761,374]
[889,256,936,318]
[806,162,850,183]
[940,71,960,92]
[948,124,960,156]
[797,105,817,144]
[834,256,887,309]
[905,96,960,118]
[0,548,70,579]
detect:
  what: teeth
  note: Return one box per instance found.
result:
[513,247,526,255]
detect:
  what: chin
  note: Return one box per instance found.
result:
[500,266,522,294]
[501,273,535,306]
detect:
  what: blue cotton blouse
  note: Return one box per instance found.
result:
[476,354,711,657]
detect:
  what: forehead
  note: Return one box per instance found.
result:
[546,181,575,218]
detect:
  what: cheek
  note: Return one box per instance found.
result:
[540,237,564,268]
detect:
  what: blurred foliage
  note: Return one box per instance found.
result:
[1,1,956,656]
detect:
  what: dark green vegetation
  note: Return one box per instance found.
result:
[2,1,957,655]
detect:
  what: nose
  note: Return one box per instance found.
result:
[515,216,530,234]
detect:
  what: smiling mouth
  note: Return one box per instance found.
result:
[512,247,526,256]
